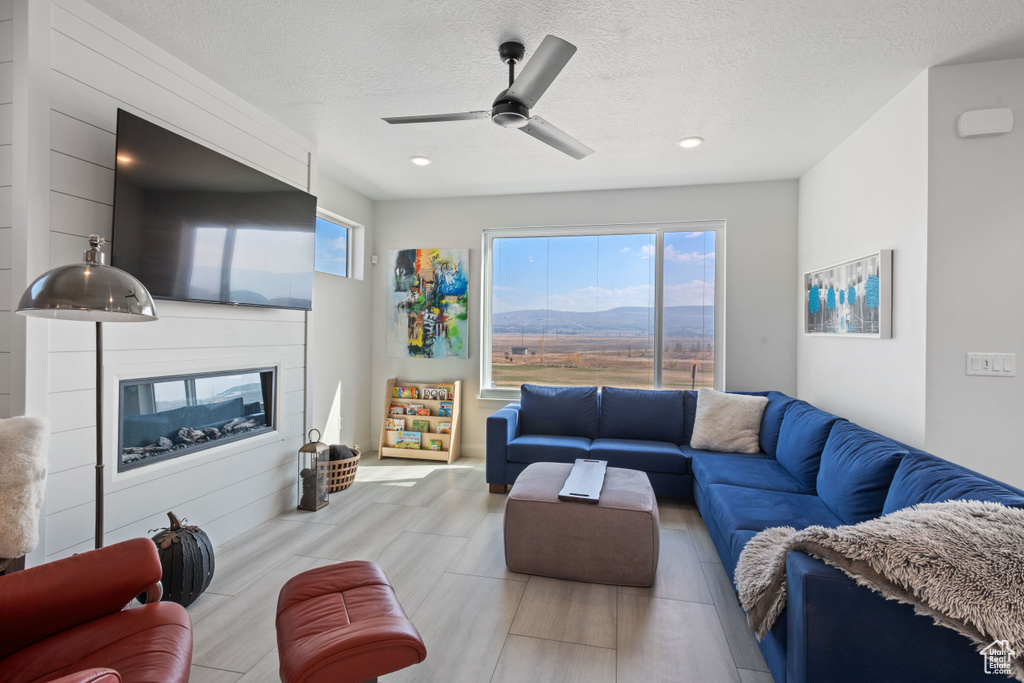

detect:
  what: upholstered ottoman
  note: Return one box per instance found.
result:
[275,561,426,683]
[503,462,660,586]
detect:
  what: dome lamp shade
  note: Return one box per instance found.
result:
[17,236,157,322]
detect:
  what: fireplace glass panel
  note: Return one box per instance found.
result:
[119,367,275,471]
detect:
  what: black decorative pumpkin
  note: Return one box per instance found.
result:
[150,511,215,607]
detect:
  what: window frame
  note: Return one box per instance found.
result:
[479,220,725,400]
[314,208,353,279]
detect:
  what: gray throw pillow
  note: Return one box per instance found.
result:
[690,389,768,454]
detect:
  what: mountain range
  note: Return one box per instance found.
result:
[493,306,713,338]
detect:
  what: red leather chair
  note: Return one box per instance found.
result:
[0,538,192,683]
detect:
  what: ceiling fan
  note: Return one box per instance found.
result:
[383,35,595,160]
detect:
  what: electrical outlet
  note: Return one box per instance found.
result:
[966,352,1016,377]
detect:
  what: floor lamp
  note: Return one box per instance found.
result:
[17,235,157,549]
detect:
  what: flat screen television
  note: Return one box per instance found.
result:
[111,109,316,311]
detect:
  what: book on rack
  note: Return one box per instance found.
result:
[385,417,405,431]
[437,421,452,434]
[410,419,430,433]
[436,383,455,400]
[395,431,421,449]
[438,401,453,417]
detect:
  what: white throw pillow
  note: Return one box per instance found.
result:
[690,389,768,454]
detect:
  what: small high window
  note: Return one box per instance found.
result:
[315,214,351,278]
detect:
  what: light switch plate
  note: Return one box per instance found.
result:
[966,352,1016,377]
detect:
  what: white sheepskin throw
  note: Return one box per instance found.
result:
[0,416,50,559]
[735,500,1024,681]
[689,388,768,454]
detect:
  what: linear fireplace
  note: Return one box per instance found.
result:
[118,367,276,471]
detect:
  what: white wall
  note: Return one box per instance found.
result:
[0,0,12,419]
[796,73,929,446]
[310,173,375,450]
[925,58,1024,486]
[373,180,798,455]
[9,0,316,561]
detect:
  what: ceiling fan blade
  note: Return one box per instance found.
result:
[383,111,490,124]
[520,116,594,159]
[506,35,577,108]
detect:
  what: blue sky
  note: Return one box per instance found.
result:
[493,231,715,313]
[315,217,348,277]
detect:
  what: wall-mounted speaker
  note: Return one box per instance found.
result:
[957,108,1014,138]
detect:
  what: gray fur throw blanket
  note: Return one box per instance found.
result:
[0,416,49,561]
[735,500,1024,681]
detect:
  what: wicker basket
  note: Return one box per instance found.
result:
[327,453,361,493]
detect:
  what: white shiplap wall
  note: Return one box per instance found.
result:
[0,0,12,419]
[40,0,313,560]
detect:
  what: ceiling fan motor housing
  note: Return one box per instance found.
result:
[491,94,530,128]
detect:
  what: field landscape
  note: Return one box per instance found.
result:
[490,305,714,389]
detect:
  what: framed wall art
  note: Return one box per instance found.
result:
[387,248,469,359]
[804,250,891,338]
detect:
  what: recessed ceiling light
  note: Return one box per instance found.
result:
[410,156,432,166]
[677,137,703,149]
[116,155,133,164]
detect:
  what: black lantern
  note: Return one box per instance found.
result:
[298,429,330,511]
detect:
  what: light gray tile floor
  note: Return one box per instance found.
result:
[186,455,770,683]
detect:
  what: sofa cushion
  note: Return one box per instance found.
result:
[590,439,689,474]
[760,392,796,457]
[775,401,843,492]
[519,384,599,439]
[690,389,769,454]
[882,450,1024,515]
[816,421,907,524]
[704,483,845,545]
[598,387,685,444]
[507,434,591,465]
[691,452,811,495]
[730,529,758,569]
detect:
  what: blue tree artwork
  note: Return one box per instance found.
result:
[804,251,890,337]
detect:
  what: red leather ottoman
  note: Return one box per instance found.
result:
[275,561,426,683]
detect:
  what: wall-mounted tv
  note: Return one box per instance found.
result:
[111,109,316,311]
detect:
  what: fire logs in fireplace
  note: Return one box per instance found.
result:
[121,417,266,466]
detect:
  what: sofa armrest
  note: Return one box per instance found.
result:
[0,538,162,660]
[785,551,992,683]
[50,669,122,683]
[486,403,521,486]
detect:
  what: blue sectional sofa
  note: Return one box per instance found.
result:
[486,384,1024,683]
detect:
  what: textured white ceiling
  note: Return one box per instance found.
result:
[86,0,1024,200]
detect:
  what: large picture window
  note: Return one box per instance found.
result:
[481,222,723,398]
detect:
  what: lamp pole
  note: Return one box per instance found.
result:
[95,321,103,548]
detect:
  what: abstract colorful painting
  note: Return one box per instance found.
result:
[387,248,469,358]
[804,250,891,338]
